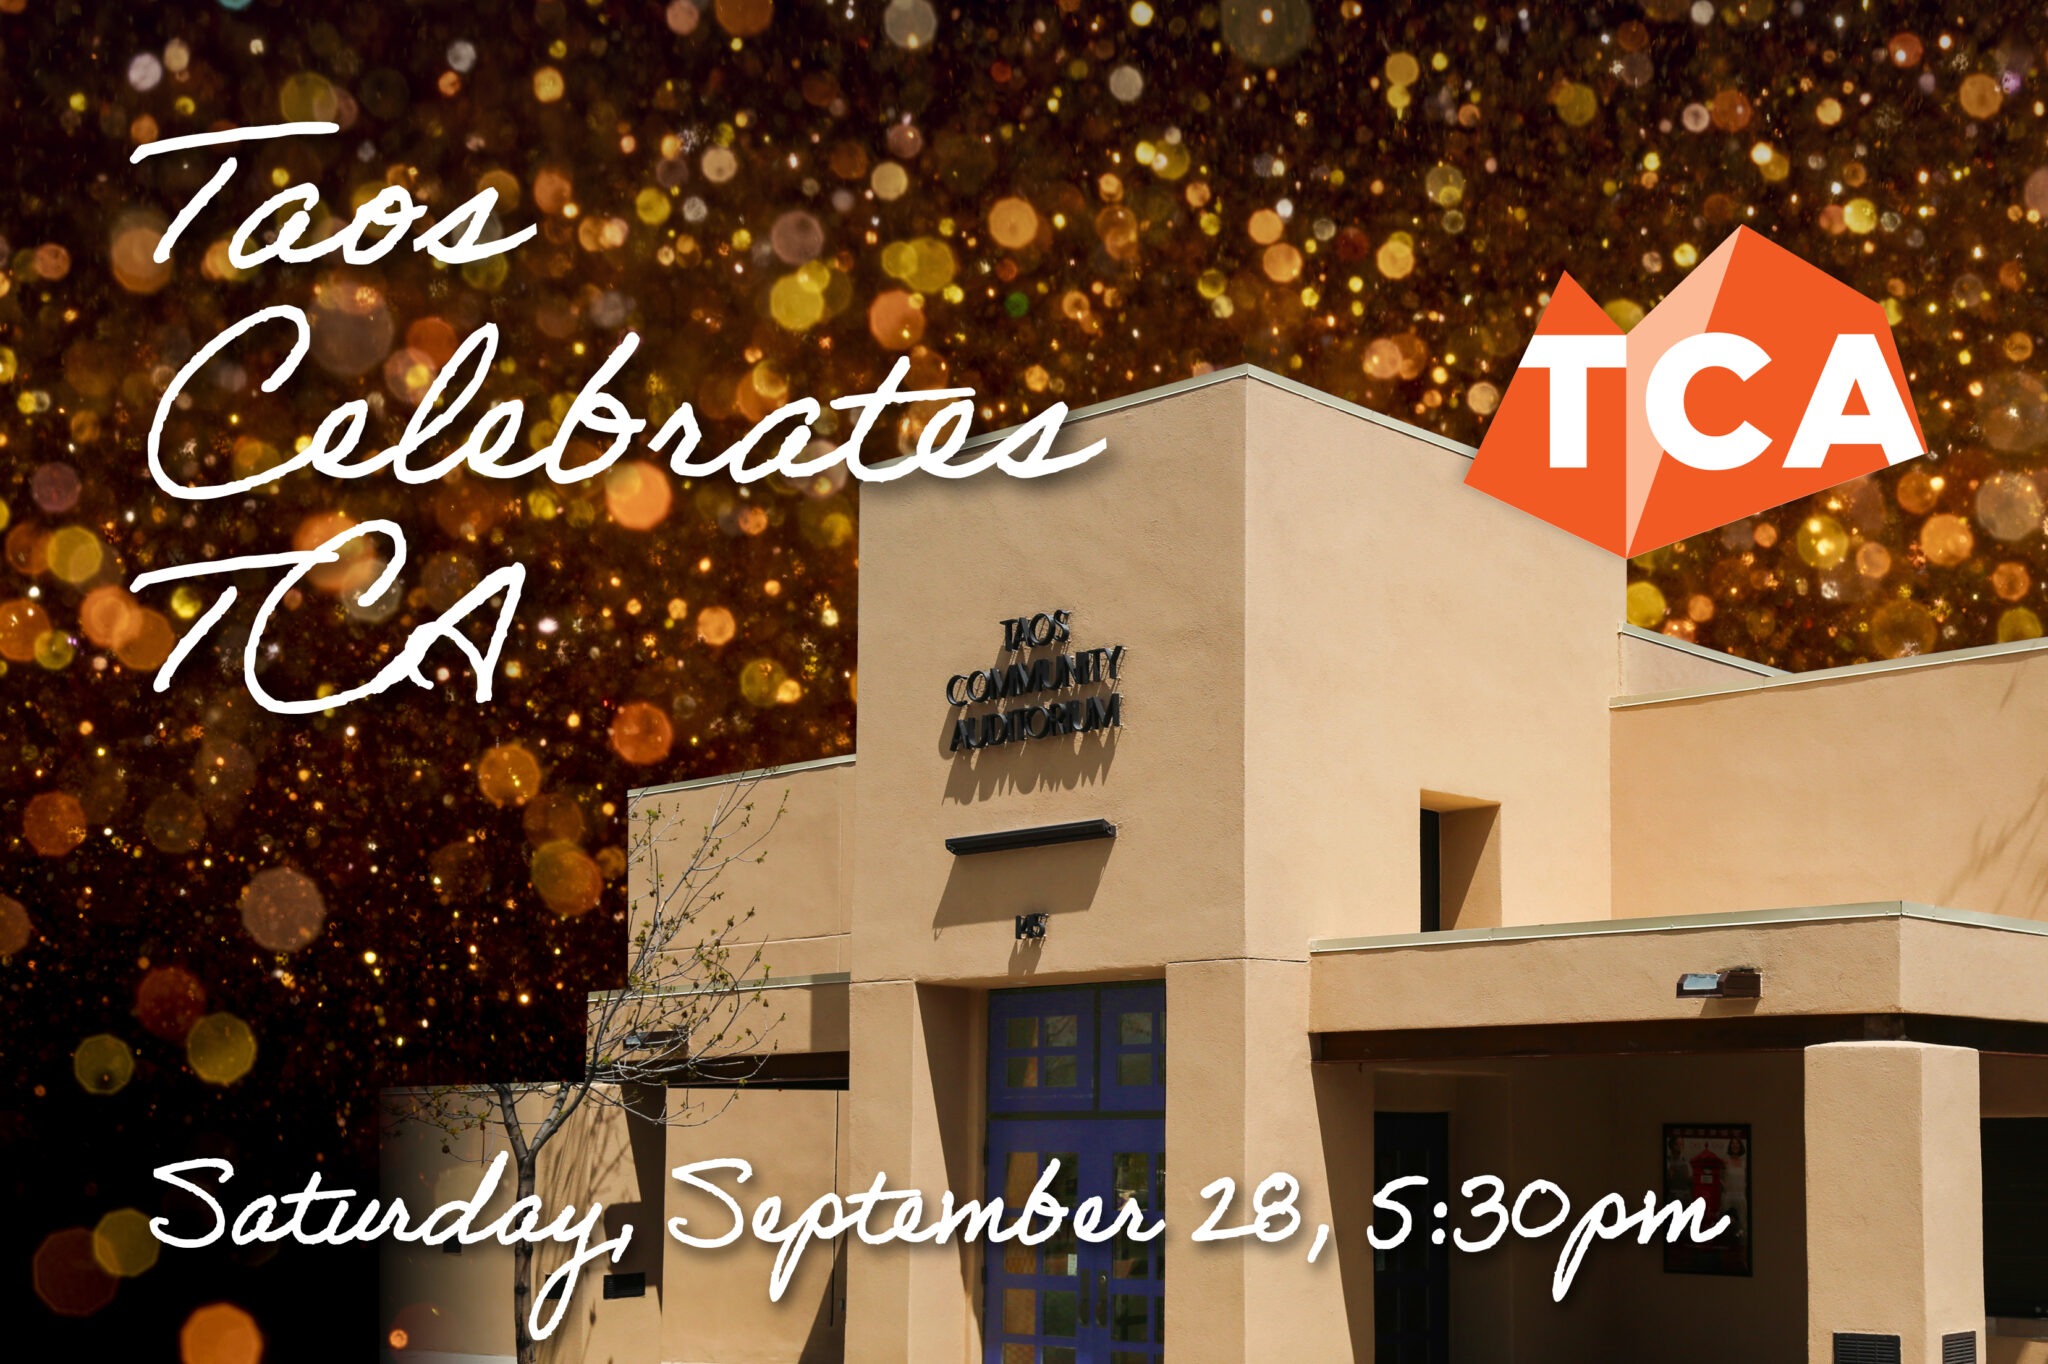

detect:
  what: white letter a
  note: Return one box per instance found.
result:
[1782,333,1922,469]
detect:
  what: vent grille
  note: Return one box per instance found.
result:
[1833,1335,1902,1364]
[602,1271,646,1299]
[1942,1331,1977,1364]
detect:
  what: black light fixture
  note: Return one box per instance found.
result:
[1015,913,1048,941]
[1675,968,1762,999]
[947,818,1116,856]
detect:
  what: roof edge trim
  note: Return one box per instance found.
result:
[628,752,855,800]
[1611,631,2048,709]
[956,363,1479,460]
[590,970,852,1002]
[1617,622,1785,677]
[1309,899,2048,954]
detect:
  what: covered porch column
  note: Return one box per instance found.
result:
[1804,1041,1983,1363]
[1166,957,1356,1361]
[844,980,983,1363]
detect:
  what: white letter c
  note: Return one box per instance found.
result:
[1646,331,1772,471]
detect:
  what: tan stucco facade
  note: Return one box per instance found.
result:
[385,367,2048,1364]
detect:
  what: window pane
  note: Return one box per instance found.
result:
[1113,1232,1148,1279]
[1003,1288,1036,1334]
[1043,1290,1078,1337]
[1111,1294,1148,1342]
[1004,1152,1039,1205]
[1113,1152,1149,1207]
[1046,1153,1079,1273]
[1119,1011,1153,1045]
[1046,1351,1077,1364]
[1045,1013,1078,1047]
[1112,1148,1152,1279]
[1006,1056,1039,1089]
[1004,1241,1038,1275]
[1117,1053,1153,1087]
[1045,1054,1078,1088]
[1007,1017,1039,1049]
[1003,1347,1035,1364]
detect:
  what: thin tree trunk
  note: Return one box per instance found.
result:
[512,1155,538,1364]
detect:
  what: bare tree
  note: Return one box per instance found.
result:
[388,777,785,1364]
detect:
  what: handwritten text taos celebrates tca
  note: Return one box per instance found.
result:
[128,122,1108,715]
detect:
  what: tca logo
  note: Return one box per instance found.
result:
[1464,227,1925,556]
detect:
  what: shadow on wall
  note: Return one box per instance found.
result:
[919,985,986,1343]
[940,726,1119,804]
[797,1264,842,1364]
[1952,771,2048,921]
[379,1085,655,1363]
[595,1085,669,1298]
[536,1087,657,1364]
[1309,1063,1377,1364]
[933,835,1114,936]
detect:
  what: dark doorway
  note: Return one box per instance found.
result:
[1419,810,1441,932]
[1375,1111,1451,1364]
[1984,1117,2048,1318]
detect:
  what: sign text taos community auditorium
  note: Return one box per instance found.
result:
[944,610,1124,753]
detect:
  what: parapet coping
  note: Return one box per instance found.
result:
[591,970,853,1004]
[1611,631,2048,708]
[956,362,1481,462]
[627,751,856,801]
[1308,899,2048,955]
[1617,622,1785,678]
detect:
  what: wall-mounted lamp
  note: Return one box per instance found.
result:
[948,819,1116,856]
[1675,968,1761,999]
[1015,913,1048,941]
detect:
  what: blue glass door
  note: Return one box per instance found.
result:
[985,983,1165,1364]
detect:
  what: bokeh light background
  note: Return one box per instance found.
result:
[7,0,2048,1353]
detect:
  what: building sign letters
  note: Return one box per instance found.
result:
[944,610,1124,754]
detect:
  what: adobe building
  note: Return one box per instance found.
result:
[384,366,2048,1364]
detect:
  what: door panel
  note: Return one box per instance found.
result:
[1984,1117,2048,1317]
[989,988,1098,1115]
[985,984,1165,1364]
[1097,983,1165,1113]
[1375,1111,1451,1364]
[985,1141,1084,1364]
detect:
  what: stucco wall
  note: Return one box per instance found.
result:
[1242,381,1619,947]
[663,1087,849,1364]
[851,379,1251,982]
[626,761,852,1060]
[1612,641,2048,923]
[628,758,853,987]
[1348,1052,1806,1364]
[381,1086,665,1364]
[1616,625,1780,696]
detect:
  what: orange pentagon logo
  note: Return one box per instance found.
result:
[1464,227,1925,556]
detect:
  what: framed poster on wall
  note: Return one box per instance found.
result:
[1662,1123,1752,1276]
